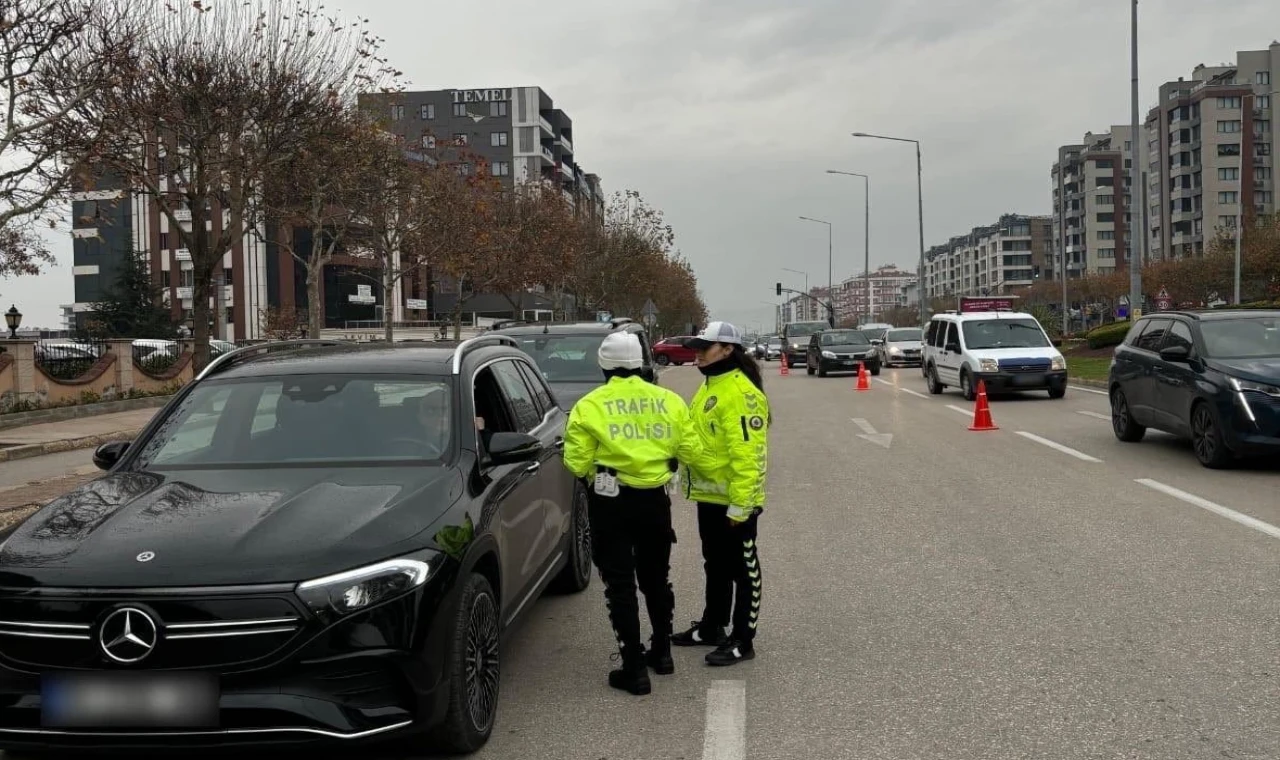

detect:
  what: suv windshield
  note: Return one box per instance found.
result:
[1200,317,1280,359]
[961,319,1050,350]
[133,375,452,468]
[513,334,609,382]
[821,330,867,346]
[785,322,827,340]
[887,328,922,342]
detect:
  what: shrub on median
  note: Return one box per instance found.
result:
[1086,320,1132,350]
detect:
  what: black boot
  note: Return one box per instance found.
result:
[671,620,727,647]
[646,634,674,675]
[608,645,652,695]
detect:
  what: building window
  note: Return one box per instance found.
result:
[1095,176,1114,187]
[1259,95,1272,110]
[1258,167,1273,181]
[452,133,468,146]
[1254,120,1271,135]
[489,101,508,117]
[390,104,404,121]
[452,102,467,117]
[1096,212,1114,223]
[490,131,508,147]
[1217,120,1242,133]
[1259,142,1273,156]
[1219,215,1237,228]
[1098,230,1115,240]
[492,161,510,177]
[455,163,472,177]
[1218,167,1239,181]
[1097,248,1116,259]
[1259,72,1272,86]
[159,232,170,250]
[1097,195,1115,206]
[1216,96,1242,109]
[1124,140,1132,151]
[1124,159,1132,169]
[1218,191,1239,204]
[421,134,436,149]
[1094,159,1114,169]
[1218,143,1240,157]
[420,103,435,120]
[1259,191,1274,204]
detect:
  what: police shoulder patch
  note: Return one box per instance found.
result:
[748,415,765,430]
[703,396,718,412]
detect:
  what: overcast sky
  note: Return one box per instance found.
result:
[6,0,1278,331]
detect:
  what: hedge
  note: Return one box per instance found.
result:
[1086,320,1133,350]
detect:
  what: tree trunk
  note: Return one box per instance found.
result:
[383,263,395,343]
[306,268,323,340]
[452,276,465,340]
[191,271,212,372]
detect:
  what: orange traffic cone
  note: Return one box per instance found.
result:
[854,361,871,391]
[968,379,998,431]
[780,353,790,376]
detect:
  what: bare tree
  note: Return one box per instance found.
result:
[259,108,382,338]
[61,0,398,369]
[475,180,580,318]
[0,0,140,276]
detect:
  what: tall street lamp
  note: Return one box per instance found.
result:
[826,170,871,325]
[4,305,21,339]
[852,132,926,326]
[780,267,809,293]
[1127,0,1143,319]
[797,216,834,326]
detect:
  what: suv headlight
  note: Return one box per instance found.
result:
[822,350,836,359]
[978,358,999,373]
[296,556,436,616]
[1229,377,1280,396]
[1050,355,1066,371]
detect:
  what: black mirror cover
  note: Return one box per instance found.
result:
[486,432,542,465]
[92,441,130,471]
[1159,345,1191,363]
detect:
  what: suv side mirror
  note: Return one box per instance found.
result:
[485,432,542,465]
[1159,344,1191,363]
[945,342,961,354]
[93,440,130,471]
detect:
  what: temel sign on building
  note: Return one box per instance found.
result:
[958,296,1019,313]
[450,89,511,103]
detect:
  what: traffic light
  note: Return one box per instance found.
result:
[775,282,782,296]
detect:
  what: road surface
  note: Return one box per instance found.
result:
[2,364,1277,759]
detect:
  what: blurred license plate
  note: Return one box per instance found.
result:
[1013,374,1042,386]
[41,672,219,728]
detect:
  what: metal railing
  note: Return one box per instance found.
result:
[34,338,108,381]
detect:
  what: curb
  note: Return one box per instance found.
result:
[1070,378,1108,389]
[0,428,143,464]
[0,395,172,431]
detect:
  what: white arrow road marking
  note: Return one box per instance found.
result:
[702,680,746,760]
[1077,410,1110,421]
[1015,432,1102,462]
[851,418,894,449]
[1136,479,1280,541]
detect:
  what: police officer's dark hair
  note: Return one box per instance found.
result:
[726,344,765,394]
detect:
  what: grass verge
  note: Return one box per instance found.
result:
[1067,356,1111,382]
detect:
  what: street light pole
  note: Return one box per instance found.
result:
[826,170,871,325]
[797,217,834,326]
[1128,0,1143,319]
[852,132,927,327]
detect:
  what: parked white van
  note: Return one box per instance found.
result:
[922,310,1068,400]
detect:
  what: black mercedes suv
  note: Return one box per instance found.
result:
[0,338,592,754]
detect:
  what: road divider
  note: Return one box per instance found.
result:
[1135,478,1280,541]
[851,418,893,449]
[702,680,746,760]
[1015,432,1102,462]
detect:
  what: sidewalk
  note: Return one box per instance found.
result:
[0,408,157,463]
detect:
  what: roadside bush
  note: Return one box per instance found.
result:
[1086,320,1132,350]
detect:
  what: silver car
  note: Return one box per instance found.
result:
[877,327,924,367]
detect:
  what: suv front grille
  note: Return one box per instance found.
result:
[998,358,1051,374]
[0,593,307,673]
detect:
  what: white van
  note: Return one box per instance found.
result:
[922,310,1067,400]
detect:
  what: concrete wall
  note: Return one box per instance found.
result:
[0,340,193,413]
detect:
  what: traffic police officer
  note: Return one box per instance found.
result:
[563,332,703,695]
[672,321,771,666]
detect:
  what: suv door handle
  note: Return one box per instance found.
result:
[525,461,541,473]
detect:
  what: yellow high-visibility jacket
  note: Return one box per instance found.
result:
[684,369,770,520]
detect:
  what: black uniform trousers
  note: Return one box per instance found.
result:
[588,484,676,652]
[696,502,762,642]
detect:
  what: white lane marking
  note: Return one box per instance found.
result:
[945,404,971,417]
[1136,479,1280,541]
[1015,431,1102,462]
[702,680,746,760]
[851,418,893,449]
[1077,410,1111,421]
[900,387,930,400]
[1070,385,1108,396]
[873,377,894,386]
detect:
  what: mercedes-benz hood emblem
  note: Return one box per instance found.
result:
[99,607,158,664]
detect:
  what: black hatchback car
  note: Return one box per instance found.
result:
[805,329,880,377]
[0,338,592,754]
[1108,310,1280,468]
[490,317,657,409]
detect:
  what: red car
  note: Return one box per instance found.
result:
[652,336,696,365]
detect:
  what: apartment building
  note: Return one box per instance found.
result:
[832,266,917,324]
[1050,127,1144,279]
[780,288,831,324]
[923,214,1053,300]
[1144,45,1278,261]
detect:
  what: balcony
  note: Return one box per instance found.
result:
[174,248,191,262]
[558,162,574,181]
[173,209,191,222]
[540,145,555,164]
[538,115,554,136]
[558,134,573,154]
